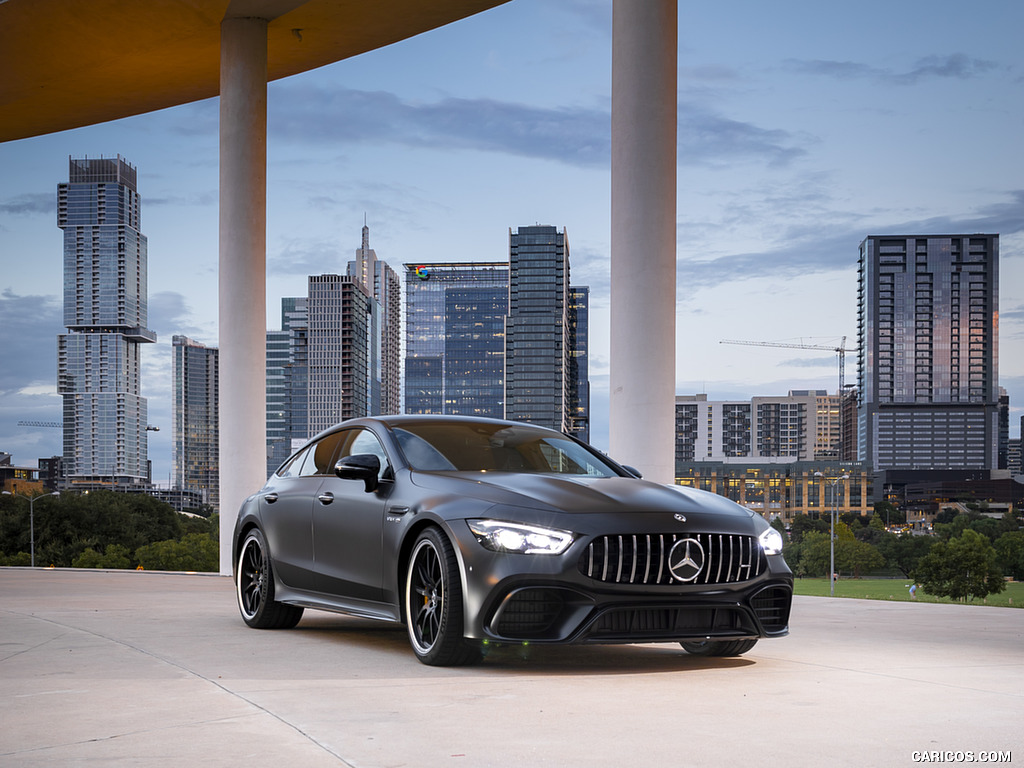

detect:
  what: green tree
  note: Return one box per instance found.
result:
[878,532,933,578]
[934,507,960,526]
[912,529,1006,602]
[934,512,973,542]
[798,531,830,577]
[836,538,885,578]
[790,514,829,544]
[994,531,1024,581]
[873,500,904,526]
[997,510,1021,535]
[135,532,218,572]
[855,514,890,547]
[72,543,132,569]
[3,490,185,568]
[968,517,1001,544]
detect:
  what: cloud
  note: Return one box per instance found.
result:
[0,290,60,393]
[0,193,54,216]
[679,110,806,168]
[677,190,1024,290]
[784,53,999,85]
[778,355,838,369]
[147,291,209,340]
[255,85,804,170]
[268,238,349,277]
[1002,303,1024,323]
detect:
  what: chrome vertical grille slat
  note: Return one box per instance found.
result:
[580,533,765,586]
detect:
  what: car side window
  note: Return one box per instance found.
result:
[342,429,391,480]
[301,431,348,476]
[276,445,312,478]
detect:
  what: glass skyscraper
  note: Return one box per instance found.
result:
[57,156,156,488]
[172,335,218,508]
[347,223,401,416]
[266,297,309,474]
[506,225,589,439]
[857,235,1000,472]
[403,229,590,440]
[404,262,509,415]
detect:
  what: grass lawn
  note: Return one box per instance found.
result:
[792,577,1024,608]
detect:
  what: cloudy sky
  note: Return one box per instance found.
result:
[1,0,1022,485]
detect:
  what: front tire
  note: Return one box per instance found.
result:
[236,528,303,629]
[405,527,481,666]
[680,639,758,657]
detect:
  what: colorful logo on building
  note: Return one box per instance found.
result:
[413,266,430,280]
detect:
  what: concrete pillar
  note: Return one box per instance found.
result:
[218,16,268,575]
[609,0,677,484]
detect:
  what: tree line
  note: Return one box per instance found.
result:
[0,490,218,572]
[2,490,1021,602]
[775,503,1024,602]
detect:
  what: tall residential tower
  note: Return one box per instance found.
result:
[57,156,156,489]
[857,234,999,475]
[172,335,219,508]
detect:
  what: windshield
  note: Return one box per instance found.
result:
[392,422,621,477]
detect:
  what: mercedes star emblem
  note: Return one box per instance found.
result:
[668,538,705,582]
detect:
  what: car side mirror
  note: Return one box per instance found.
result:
[334,454,382,493]
[622,465,643,479]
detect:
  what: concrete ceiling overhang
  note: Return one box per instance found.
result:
[0,0,509,143]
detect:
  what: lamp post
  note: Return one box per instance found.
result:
[813,471,849,597]
[2,490,60,567]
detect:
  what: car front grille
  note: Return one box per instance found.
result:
[579,533,767,586]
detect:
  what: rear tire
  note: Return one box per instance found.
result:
[236,528,304,629]
[680,639,758,657]
[405,527,481,666]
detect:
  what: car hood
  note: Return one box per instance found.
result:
[408,471,755,524]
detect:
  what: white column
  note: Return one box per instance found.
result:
[218,16,268,575]
[609,0,677,483]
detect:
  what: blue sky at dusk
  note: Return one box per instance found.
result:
[1,0,1022,484]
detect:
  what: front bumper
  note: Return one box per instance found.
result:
[449,520,793,645]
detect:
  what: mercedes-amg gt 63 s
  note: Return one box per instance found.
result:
[233,415,793,666]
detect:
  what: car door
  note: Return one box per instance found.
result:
[312,427,391,602]
[260,431,346,592]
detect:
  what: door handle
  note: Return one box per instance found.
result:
[317,492,334,504]
[264,493,278,504]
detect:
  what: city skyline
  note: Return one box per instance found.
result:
[1,0,1022,485]
[57,156,155,488]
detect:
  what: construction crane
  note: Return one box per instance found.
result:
[719,337,856,393]
[18,421,159,431]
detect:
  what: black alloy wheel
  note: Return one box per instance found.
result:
[405,527,481,666]
[236,528,303,629]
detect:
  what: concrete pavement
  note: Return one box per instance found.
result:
[1,568,1021,767]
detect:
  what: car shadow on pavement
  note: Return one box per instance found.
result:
[292,613,756,675]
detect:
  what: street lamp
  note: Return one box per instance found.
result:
[2,490,60,567]
[813,471,849,597]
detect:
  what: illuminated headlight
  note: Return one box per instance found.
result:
[758,527,784,556]
[467,520,574,555]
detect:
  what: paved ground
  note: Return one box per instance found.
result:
[1,568,1021,767]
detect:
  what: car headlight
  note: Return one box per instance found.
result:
[758,527,784,556]
[467,520,575,555]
